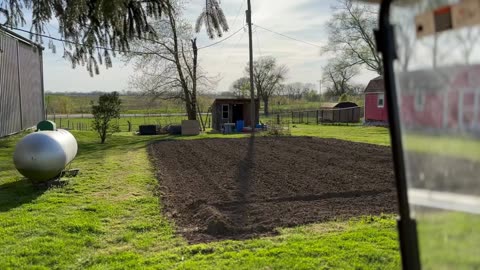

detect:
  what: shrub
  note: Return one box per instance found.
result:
[91,92,121,143]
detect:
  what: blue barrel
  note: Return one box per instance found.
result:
[236,120,244,132]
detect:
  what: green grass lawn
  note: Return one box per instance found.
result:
[404,133,480,162]
[0,127,402,269]
[415,211,480,270]
[290,124,391,146]
[2,124,479,269]
[4,116,477,268]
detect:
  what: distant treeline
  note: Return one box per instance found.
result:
[45,91,365,115]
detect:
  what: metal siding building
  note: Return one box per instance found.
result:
[0,27,44,137]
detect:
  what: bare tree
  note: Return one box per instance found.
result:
[230,77,250,98]
[126,4,211,120]
[395,22,415,72]
[195,0,229,39]
[324,0,382,75]
[283,82,313,100]
[245,56,288,115]
[455,28,480,65]
[322,58,359,96]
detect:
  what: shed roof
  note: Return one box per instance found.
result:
[320,102,358,109]
[0,26,44,49]
[364,76,384,93]
[213,98,259,103]
[364,65,480,94]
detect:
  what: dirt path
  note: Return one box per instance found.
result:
[148,137,398,243]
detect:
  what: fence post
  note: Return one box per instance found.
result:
[316,110,319,125]
[291,111,294,124]
[59,118,62,128]
[277,114,280,125]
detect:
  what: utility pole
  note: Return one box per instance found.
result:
[246,0,255,131]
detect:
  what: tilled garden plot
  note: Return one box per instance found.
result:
[148,137,398,242]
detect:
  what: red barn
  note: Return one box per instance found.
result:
[364,76,388,124]
[364,66,480,132]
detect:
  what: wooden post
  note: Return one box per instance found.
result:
[316,110,319,125]
[247,0,255,130]
[458,90,464,130]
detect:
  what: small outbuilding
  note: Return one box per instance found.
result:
[365,67,480,132]
[211,98,260,131]
[364,76,388,124]
[319,102,361,123]
[0,27,45,137]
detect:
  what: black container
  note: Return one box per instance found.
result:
[139,125,160,135]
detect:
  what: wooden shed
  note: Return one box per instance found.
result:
[365,66,480,132]
[211,98,260,131]
[398,66,480,132]
[364,76,388,124]
[319,102,361,123]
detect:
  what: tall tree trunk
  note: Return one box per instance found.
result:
[190,38,198,120]
[263,97,269,116]
[433,34,438,68]
[185,102,196,120]
[167,5,196,120]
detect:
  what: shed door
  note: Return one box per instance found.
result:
[232,104,243,123]
[390,0,480,268]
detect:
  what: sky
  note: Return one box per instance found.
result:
[32,0,378,93]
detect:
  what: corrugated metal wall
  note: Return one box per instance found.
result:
[0,29,44,137]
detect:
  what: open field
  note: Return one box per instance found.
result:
[45,94,193,115]
[46,115,192,132]
[149,137,397,243]
[45,94,364,115]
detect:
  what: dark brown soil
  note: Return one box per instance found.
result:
[148,137,398,243]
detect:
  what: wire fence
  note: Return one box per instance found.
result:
[288,107,364,125]
[46,114,213,132]
[46,106,363,133]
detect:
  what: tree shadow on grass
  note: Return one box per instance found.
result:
[0,178,47,212]
[75,136,153,160]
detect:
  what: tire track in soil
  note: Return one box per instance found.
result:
[148,137,398,243]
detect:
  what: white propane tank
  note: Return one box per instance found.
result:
[13,129,78,182]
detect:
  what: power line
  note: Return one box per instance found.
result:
[254,26,263,57]
[230,0,246,31]
[3,25,246,54]
[197,25,245,50]
[3,26,157,55]
[216,26,247,81]
[253,23,322,49]
[211,0,244,53]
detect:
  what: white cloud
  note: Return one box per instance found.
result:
[38,0,378,93]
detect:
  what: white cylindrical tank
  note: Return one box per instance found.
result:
[13,129,78,182]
